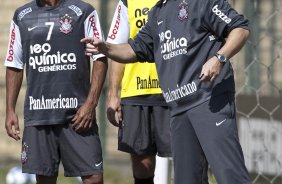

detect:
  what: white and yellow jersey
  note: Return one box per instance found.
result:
[107,0,161,99]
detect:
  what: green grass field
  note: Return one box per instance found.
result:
[0,165,133,184]
[0,165,221,184]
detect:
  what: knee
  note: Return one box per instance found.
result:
[134,176,154,184]
[131,155,155,178]
[82,174,103,184]
[36,175,57,184]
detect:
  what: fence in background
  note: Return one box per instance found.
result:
[232,1,282,183]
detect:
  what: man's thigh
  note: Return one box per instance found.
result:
[189,93,252,184]
[151,106,171,157]
[170,112,209,184]
[59,123,103,177]
[118,105,156,155]
[22,125,60,176]
[22,123,103,177]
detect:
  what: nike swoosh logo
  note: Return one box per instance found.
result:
[95,161,102,167]
[216,119,226,126]
[28,26,38,31]
[157,21,163,25]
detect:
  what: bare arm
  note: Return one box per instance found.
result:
[217,28,250,59]
[81,37,138,63]
[106,61,125,127]
[72,57,108,132]
[5,67,23,140]
[200,28,250,81]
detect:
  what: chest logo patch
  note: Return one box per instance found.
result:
[60,14,73,34]
[178,1,188,21]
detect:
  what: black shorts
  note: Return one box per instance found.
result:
[118,105,171,157]
[21,122,103,177]
[171,93,252,184]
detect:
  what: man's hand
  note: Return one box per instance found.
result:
[80,37,106,56]
[199,56,223,81]
[106,95,122,127]
[5,112,21,141]
[72,103,95,133]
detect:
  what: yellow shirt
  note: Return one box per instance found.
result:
[120,0,161,98]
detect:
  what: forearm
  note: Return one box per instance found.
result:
[100,42,137,63]
[82,37,139,63]
[85,57,108,108]
[102,42,138,63]
[217,28,250,59]
[6,67,23,113]
[107,61,125,99]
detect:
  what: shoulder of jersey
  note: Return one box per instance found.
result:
[147,0,162,18]
[14,1,35,20]
[121,0,128,8]
[14,0,95,22]
[155,0,163,6]
[15,1,34,11]
[66,0,96,14]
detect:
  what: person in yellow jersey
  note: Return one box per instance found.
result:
[106,0,173,183]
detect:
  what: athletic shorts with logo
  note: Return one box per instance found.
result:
[21,121,103,177]
[118,105,171,157]
[171,93,252,184]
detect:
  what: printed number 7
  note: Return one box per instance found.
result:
[45,22,54,41]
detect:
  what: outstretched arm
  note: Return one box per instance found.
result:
[81,37,138,63]
[5,67,23,141]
